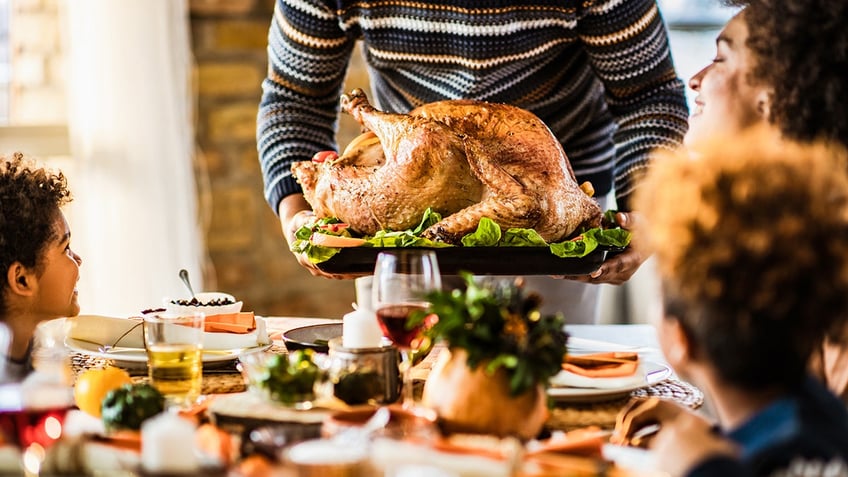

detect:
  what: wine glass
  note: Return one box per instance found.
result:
[372,250,441,409]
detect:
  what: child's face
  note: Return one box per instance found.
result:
[33,211,82,320]
[684,11,769,149]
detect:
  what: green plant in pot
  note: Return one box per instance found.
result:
[417,272,568,440]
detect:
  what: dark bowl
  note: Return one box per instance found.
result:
[282,323,343,353]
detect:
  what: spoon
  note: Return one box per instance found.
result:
[333,406,392,445]
[179,268,196,298]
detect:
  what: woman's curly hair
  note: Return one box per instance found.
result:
[0,153,72,314]
[726,0,848,146]
[634,129,848,391]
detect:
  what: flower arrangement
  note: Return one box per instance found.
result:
[418,272,568,396]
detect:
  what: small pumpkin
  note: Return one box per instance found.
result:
[418,273,568,440]
[423,348,548,440]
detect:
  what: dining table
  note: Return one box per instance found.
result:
[2,317,706,476]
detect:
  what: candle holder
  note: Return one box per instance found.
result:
[327,337,399,405]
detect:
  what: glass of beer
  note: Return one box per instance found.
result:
[142,311,204,409]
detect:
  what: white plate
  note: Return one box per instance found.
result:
[546,361,671,402]
[566,336,657,353]
[65,337,271,369]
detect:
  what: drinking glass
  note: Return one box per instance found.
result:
[372,250,441,409]
[142,311,204,409]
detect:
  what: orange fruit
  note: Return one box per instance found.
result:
[73,366,133,418]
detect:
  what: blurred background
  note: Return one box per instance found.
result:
[0,0,737,322]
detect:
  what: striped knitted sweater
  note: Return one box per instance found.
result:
[257,0,689,213]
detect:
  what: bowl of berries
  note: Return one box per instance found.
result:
[165,291,243,316]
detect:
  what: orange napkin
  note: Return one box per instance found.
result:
[204,312,255,334]
[562,352,639,378]
[529,426,607,457]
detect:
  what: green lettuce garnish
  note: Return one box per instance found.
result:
[364,208,452,248]
[365,230,451,248]
[291,217,351,263]
[461,217,502,246]
[412,208,442,235]
[291,209,632,264]
[502,227,548,247]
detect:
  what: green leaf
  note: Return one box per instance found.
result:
[411,208,442,235]
[290,240,343,263]
[460,217,502,246]
[549,234,597,258]
[603,209,620,225]
[501,227,548,247]
[595,228,632,248]
[485,354,519,374]
[365,230,451,248]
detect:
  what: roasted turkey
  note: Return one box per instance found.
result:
[291,88,602,244]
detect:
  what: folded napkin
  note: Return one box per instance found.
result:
[562,352,639,378]
[203,312,256,334]
[549,352,645,390]
[67,315,269,351]
[68,315,145,348]
[526,427,607,457]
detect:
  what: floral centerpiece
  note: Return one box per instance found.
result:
[417,272,568,439]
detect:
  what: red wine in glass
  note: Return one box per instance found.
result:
[0,404,70,449]
[372,250,441,409]
[375,304,427,349]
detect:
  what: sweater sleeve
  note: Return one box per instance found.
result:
[257,0,356,214]
[577,0,689,211]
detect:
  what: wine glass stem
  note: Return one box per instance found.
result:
[400,349,414,409]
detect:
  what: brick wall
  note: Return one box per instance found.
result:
[189,0,370,318]
[9,0,65,124]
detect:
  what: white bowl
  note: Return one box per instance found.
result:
[165,291,243,316]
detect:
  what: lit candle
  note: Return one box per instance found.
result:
[342,309,383,349]
[141,412,199,474]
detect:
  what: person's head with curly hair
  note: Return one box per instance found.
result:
[634,129,848,396]
[0,152,81,362]
[685,0,848,149]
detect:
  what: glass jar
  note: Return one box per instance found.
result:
[327,337,399,405]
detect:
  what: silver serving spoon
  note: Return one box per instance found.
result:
[179,268,196,299]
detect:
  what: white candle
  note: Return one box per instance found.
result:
[354,276,375,312]
[141,412,199,474]
[342,309,383,349]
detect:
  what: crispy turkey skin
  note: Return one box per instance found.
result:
[291,89,602,244]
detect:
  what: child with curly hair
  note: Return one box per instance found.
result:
[615,131,848,476]
[0,153,82,381]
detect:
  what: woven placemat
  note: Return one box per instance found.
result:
[546,378,704,432]
[128,374,249,396]
[631,378,704,409]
